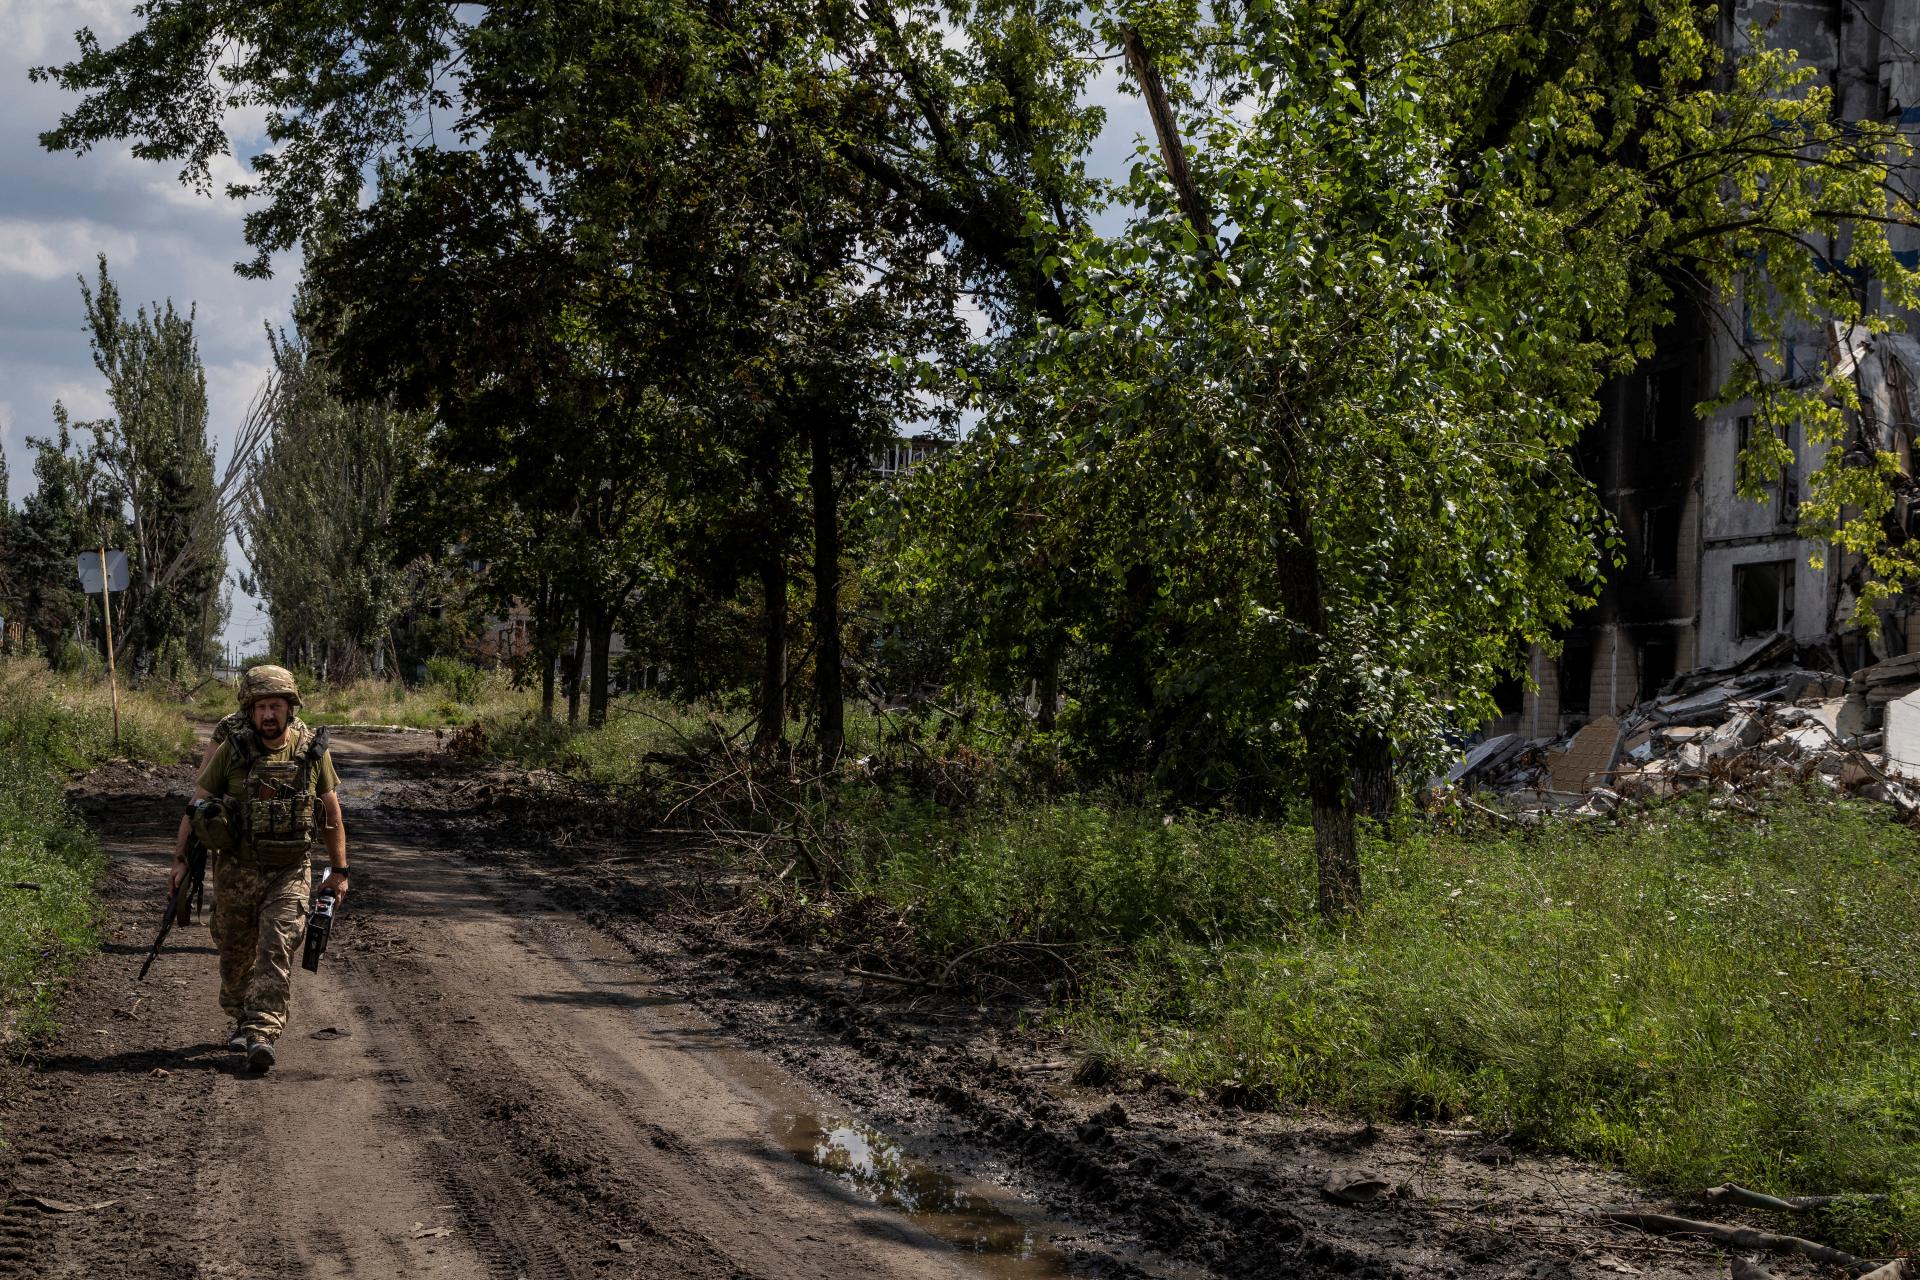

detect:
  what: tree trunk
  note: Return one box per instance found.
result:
[587,603,613,728]
[757,549,789,752]
[1275,485,1362,922]
[1037,639,1061,733]
[540,646,557,723]
[567,610,586,727]
[1353,729,1397,823]
[810,417,845,764]
[537,573,556,723]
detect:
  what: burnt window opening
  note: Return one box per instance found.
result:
[1646,366,1691,442]
[1639,635,1677,703]
[1642,505,1681,578]
[1559,641,1593,721]
[1733,560,1796,640]
[1491,672,1526,717]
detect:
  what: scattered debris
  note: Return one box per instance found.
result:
[12,1194,120,1214]
[1320,1168,1393,1205]
[409,1223,454,1239]
[1444,638,1920,822]
[309,1026,351,1040]
[1600,1209,1862,1270]
[1700,1182,1889,1214]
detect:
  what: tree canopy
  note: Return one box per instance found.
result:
[34,0,1920,914]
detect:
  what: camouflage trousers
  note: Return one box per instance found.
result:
[209,856,311,1040]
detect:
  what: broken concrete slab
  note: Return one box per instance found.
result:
[1853,652,1920,687]
[1700,713,1766,761]
[1651,683,1746,724]
[1445,732,1527,785]
[1884,690,1920,780]
[1549,716,1622,792]
[1805,695,1871,740]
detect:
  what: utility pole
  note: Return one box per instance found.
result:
[97,544,121,749]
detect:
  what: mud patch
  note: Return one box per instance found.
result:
[777,1110,1068,1274]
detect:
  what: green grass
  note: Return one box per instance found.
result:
[0,659,192,1047]
[465,690,1920,1245]
[288,671,537,729]
[478,696,956,784]
[827,791,1920,1249]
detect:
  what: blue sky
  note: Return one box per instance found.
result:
[3,2,296,656]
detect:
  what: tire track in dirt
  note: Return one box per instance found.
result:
[4,734,1127,1280]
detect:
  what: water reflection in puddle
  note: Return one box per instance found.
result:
[776,1112,1067,1272]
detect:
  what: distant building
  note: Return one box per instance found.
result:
[873,434,949,478]
[1496,0,1920,738]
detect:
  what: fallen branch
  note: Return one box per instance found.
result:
[846,966,930,988]
[1601,1210,1862,1269]
[1702,1183,1891,1214]
[1462,798,1523,826]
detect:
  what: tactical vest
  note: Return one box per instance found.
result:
[227,724,332,867]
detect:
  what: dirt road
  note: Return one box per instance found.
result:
[2,733,1114,1280]
[0,731,1834,1280]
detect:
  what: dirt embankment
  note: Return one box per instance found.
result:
[0,733,1840,1279]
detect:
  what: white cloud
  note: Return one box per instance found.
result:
[46,380,109,423]
[203,357,273,462]
[11,0,130,63]
[0,217,137,279]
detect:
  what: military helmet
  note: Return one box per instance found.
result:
[238,664,304,711]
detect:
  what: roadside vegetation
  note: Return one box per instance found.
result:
[424,696,1912,1248]
[832,784,1920,1251]
[0,658,190,1045]
[187,660,535,730]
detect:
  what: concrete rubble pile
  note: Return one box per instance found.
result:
[1449,642,1920,820]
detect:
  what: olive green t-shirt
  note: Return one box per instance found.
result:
[195,732,340,799]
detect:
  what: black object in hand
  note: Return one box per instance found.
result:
[302,885,337,972]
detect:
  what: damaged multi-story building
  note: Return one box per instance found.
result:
[1502,0,1920,738]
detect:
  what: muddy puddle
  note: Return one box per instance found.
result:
[776,1111,1070,1274]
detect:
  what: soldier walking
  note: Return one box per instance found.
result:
[170,665,350,1071]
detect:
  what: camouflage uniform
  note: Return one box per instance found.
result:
[210,858,312,1038]
[194,666,339,1051]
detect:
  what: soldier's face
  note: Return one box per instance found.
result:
[252,697,291,737]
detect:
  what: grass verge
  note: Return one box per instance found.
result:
[476,703,1920,1246]
[828,791,1920,1250]
[0,658,192,1046]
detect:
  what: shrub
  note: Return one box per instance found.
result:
[424,657,483,704]
[0,658,190,1043]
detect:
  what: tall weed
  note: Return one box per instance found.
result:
[836,787,1920,1243]
[0,659,190,1044]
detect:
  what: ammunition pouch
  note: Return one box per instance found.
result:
[229,725,331,868]
[189,797,236,854]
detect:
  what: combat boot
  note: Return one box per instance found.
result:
[246,1036,276,1073]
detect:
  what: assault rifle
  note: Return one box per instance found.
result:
[138,839,207,981]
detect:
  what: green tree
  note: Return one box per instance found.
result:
[240,324,410,679]
[11,423,119,659]
[62,258,234,676]
[886,0,1920,917]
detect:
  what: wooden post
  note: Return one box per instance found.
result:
[98,545,121,750]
